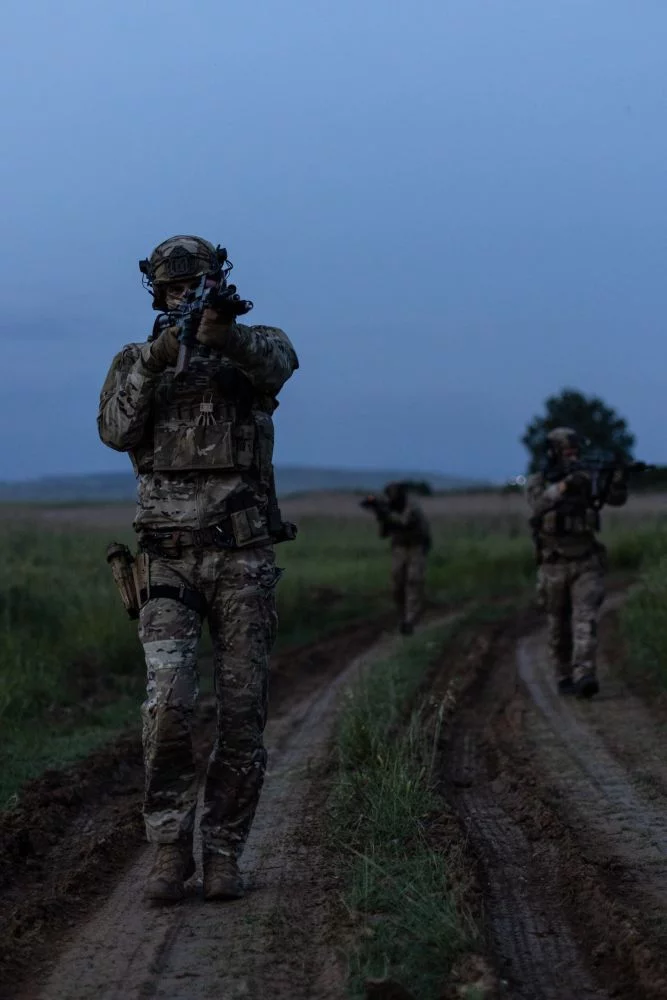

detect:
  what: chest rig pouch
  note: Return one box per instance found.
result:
[541,507,600,536]
[152,355,258,473]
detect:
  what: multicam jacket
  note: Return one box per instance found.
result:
[526,469,627,559]
[97,323,298,535]
[380,501,432,552]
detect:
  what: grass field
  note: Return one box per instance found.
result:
[329,617,481,998]
[0,492,665,806]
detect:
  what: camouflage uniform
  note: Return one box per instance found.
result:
[98,236,298,895]
[377,484,431,633]
[526,436,627,693]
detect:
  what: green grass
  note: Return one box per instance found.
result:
[0,525,142,804]
[329,619,480,999]
[0,508,657,807]
[277,514,536,640]
[325,515,667,999]
[619,523,667,691]
[1,698,138,809]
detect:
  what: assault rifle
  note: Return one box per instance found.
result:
[359,494,390,515]
[541,450,656,507]
[164,271,254,376]
[527,451,656,565]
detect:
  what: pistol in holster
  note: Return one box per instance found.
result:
[106,542,149,620]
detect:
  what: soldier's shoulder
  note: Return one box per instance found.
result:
[240,322,292,343]
[110,342,144,368]
[238,323,299,366]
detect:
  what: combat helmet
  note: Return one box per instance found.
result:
[546,427,580,449]
[546,427,581,464]
[139,235,231,310]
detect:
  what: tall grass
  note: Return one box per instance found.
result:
[330,620,480,999]
[0,507,657,805]
[618,520,667,691]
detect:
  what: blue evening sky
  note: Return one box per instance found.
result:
[1,0,665,481]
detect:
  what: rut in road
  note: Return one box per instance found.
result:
[449,597,667,1000]
[451,721,609,1000]
[27,622,445,1000]
[518,632,667,904]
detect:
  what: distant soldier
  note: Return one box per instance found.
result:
[526,427,627,698]
[98,235,298,904]
[361,481,431,634]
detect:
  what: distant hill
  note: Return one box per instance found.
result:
[0,466,486,503]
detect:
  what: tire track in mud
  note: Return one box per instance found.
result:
[448,596,667,1000]
[518,630,667,903]
[451,717,607,999]
[26,623,446,1000]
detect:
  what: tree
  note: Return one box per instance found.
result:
[521,387,635,473]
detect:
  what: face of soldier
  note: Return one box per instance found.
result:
[163,278,201,310]
[560,445,579,464]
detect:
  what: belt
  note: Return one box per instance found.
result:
[138,520,239,553]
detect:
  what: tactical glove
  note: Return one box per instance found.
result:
[563,470,590,494]
[196,308,234,350]
[145,325,179,371]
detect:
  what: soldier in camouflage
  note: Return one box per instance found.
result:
[366,482,431,635]
[526,427,627,698]
[98,235,298,904]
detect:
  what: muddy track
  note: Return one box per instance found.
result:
[13,615,438,1000]
[1,615,394,1000]
[446,599,667,1000]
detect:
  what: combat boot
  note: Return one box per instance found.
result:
[399,621,414,636]
[558,676,576,696]
[203,852,244,901]
[575,673,600,699]
[144,839,196,904]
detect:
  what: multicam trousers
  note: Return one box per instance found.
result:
[138,543,279,859]
[391,544,428,627]
[540,548,606,684]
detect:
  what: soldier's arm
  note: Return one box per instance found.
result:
[383,508,418,529]
[97,343,162,452]
[606,469,628,508]
[419,509,433,550]
[223,324,299,393]
[525,473,565,515]
[384,503,426,531]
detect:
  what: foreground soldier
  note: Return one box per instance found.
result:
[526,427,627,698]
[361,482,431,634]
[98,235,298,904]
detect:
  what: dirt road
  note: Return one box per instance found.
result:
[446,599,667,1000]
[16,624,415,1000]
[8,594,667,1000]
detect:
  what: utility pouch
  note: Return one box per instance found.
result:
[106,542,141,620]
[272,520,298,544]
[230,506,271,547]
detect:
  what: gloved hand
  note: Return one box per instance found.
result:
[146,324,180,370]
[196,308,234,350]
[611,467,627,486]
[560,470,590,495]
